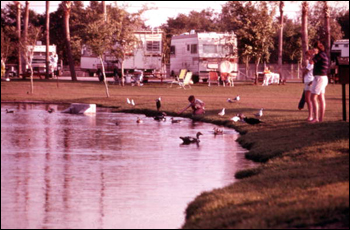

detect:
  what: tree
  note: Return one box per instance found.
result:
[337,10,349,39]
[20,26,42,94]
[220,1,275,83]
[108,5,147,85]
[277,1,285,82]
[83,16,112,97]
[62,1,77,81]
[301,1,309,68]
[323,1,331,61]
[14,1,22,76]
[45,1,50,79]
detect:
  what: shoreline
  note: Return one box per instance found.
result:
[2,81,348,229]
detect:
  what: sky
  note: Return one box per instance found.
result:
[1,1,349,28]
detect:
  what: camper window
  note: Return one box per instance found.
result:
[170,46,176,55]
[203,45,217,53]
[191,44,198,54]
[147,41,160,52]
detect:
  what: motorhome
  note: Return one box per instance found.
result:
[331,39,349,61]
[80,30,165,79]
[25,43,57,76]
[170,31,238,82]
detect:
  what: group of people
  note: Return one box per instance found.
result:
[178,41,330,123]
[301,41,329,123]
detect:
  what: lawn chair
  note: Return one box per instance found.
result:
[208,71,219,87]
[170,69,187,87]
[179,72,193,89]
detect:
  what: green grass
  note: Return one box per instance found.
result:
[2,79,349,229]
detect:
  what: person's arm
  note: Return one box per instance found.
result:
[178,104,191,114]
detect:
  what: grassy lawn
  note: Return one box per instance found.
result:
[2,80,349,229]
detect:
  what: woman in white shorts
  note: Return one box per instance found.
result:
[310,41,329,123]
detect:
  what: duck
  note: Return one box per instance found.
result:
[213,127,224,135]
[233,95,240,101]
[48,108,55,113]
[154,112,167,122]
[180,132,203,145]
[171,117,182,124]
[218,108,225,116]
[239,114,263,125]
[5,109,15,114]
[227,98,234,103]
[136,117,143,124]
[255,108,264,117]
[156,97,161,112]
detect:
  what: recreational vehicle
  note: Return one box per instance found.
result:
[331,39,349,61]
[80,30,165,80]
[170,31,238,82]
[25,43,57,76]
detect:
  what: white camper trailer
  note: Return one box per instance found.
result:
[331,39,349,61]
[80,30,165,79]
[25,43,57,76]
[170,31,238,82]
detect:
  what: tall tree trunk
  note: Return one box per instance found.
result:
[278,1,284,83]
[63,1,77,81]
[23,1,29,75]
[102,1,107,22]
[324,2,331,64]
[45,1,50,79]
[99,56,110,98]
[301,1,309,68]
[15,2,22,77]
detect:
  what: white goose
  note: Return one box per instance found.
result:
[218,108,225,116]
[255,108,264,117]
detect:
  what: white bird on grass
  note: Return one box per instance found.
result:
[233,95,240,101]
[231,115,241,122]
[131,99,135,106]
[127,98,131,104]
[218,108,225,116]
[255,108,264,117]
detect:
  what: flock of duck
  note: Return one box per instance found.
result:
[126,95,264,145]
[4,95,264,146]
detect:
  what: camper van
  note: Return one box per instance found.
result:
[25,43,57,77]
[331,39,349,61]
[170,31,238,82]
[80,30,165,80]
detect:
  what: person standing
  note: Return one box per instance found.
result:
[303,50,315,121]
[1,57,5,78]
[50,53,58,78]
[310,41,329,123]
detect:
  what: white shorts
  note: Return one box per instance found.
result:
[304,81,313,91]
[311,76,328,95]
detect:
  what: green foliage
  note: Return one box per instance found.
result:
[221,2,276,64]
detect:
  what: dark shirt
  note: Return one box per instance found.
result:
[313,51,329,76]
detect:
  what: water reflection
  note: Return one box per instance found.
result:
[1,103,255,229]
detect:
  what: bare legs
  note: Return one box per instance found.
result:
[305,90,313,121]
[310,93,326,123]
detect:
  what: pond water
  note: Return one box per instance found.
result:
[1,103,255,229]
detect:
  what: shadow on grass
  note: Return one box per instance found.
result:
[237,121,349,163]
